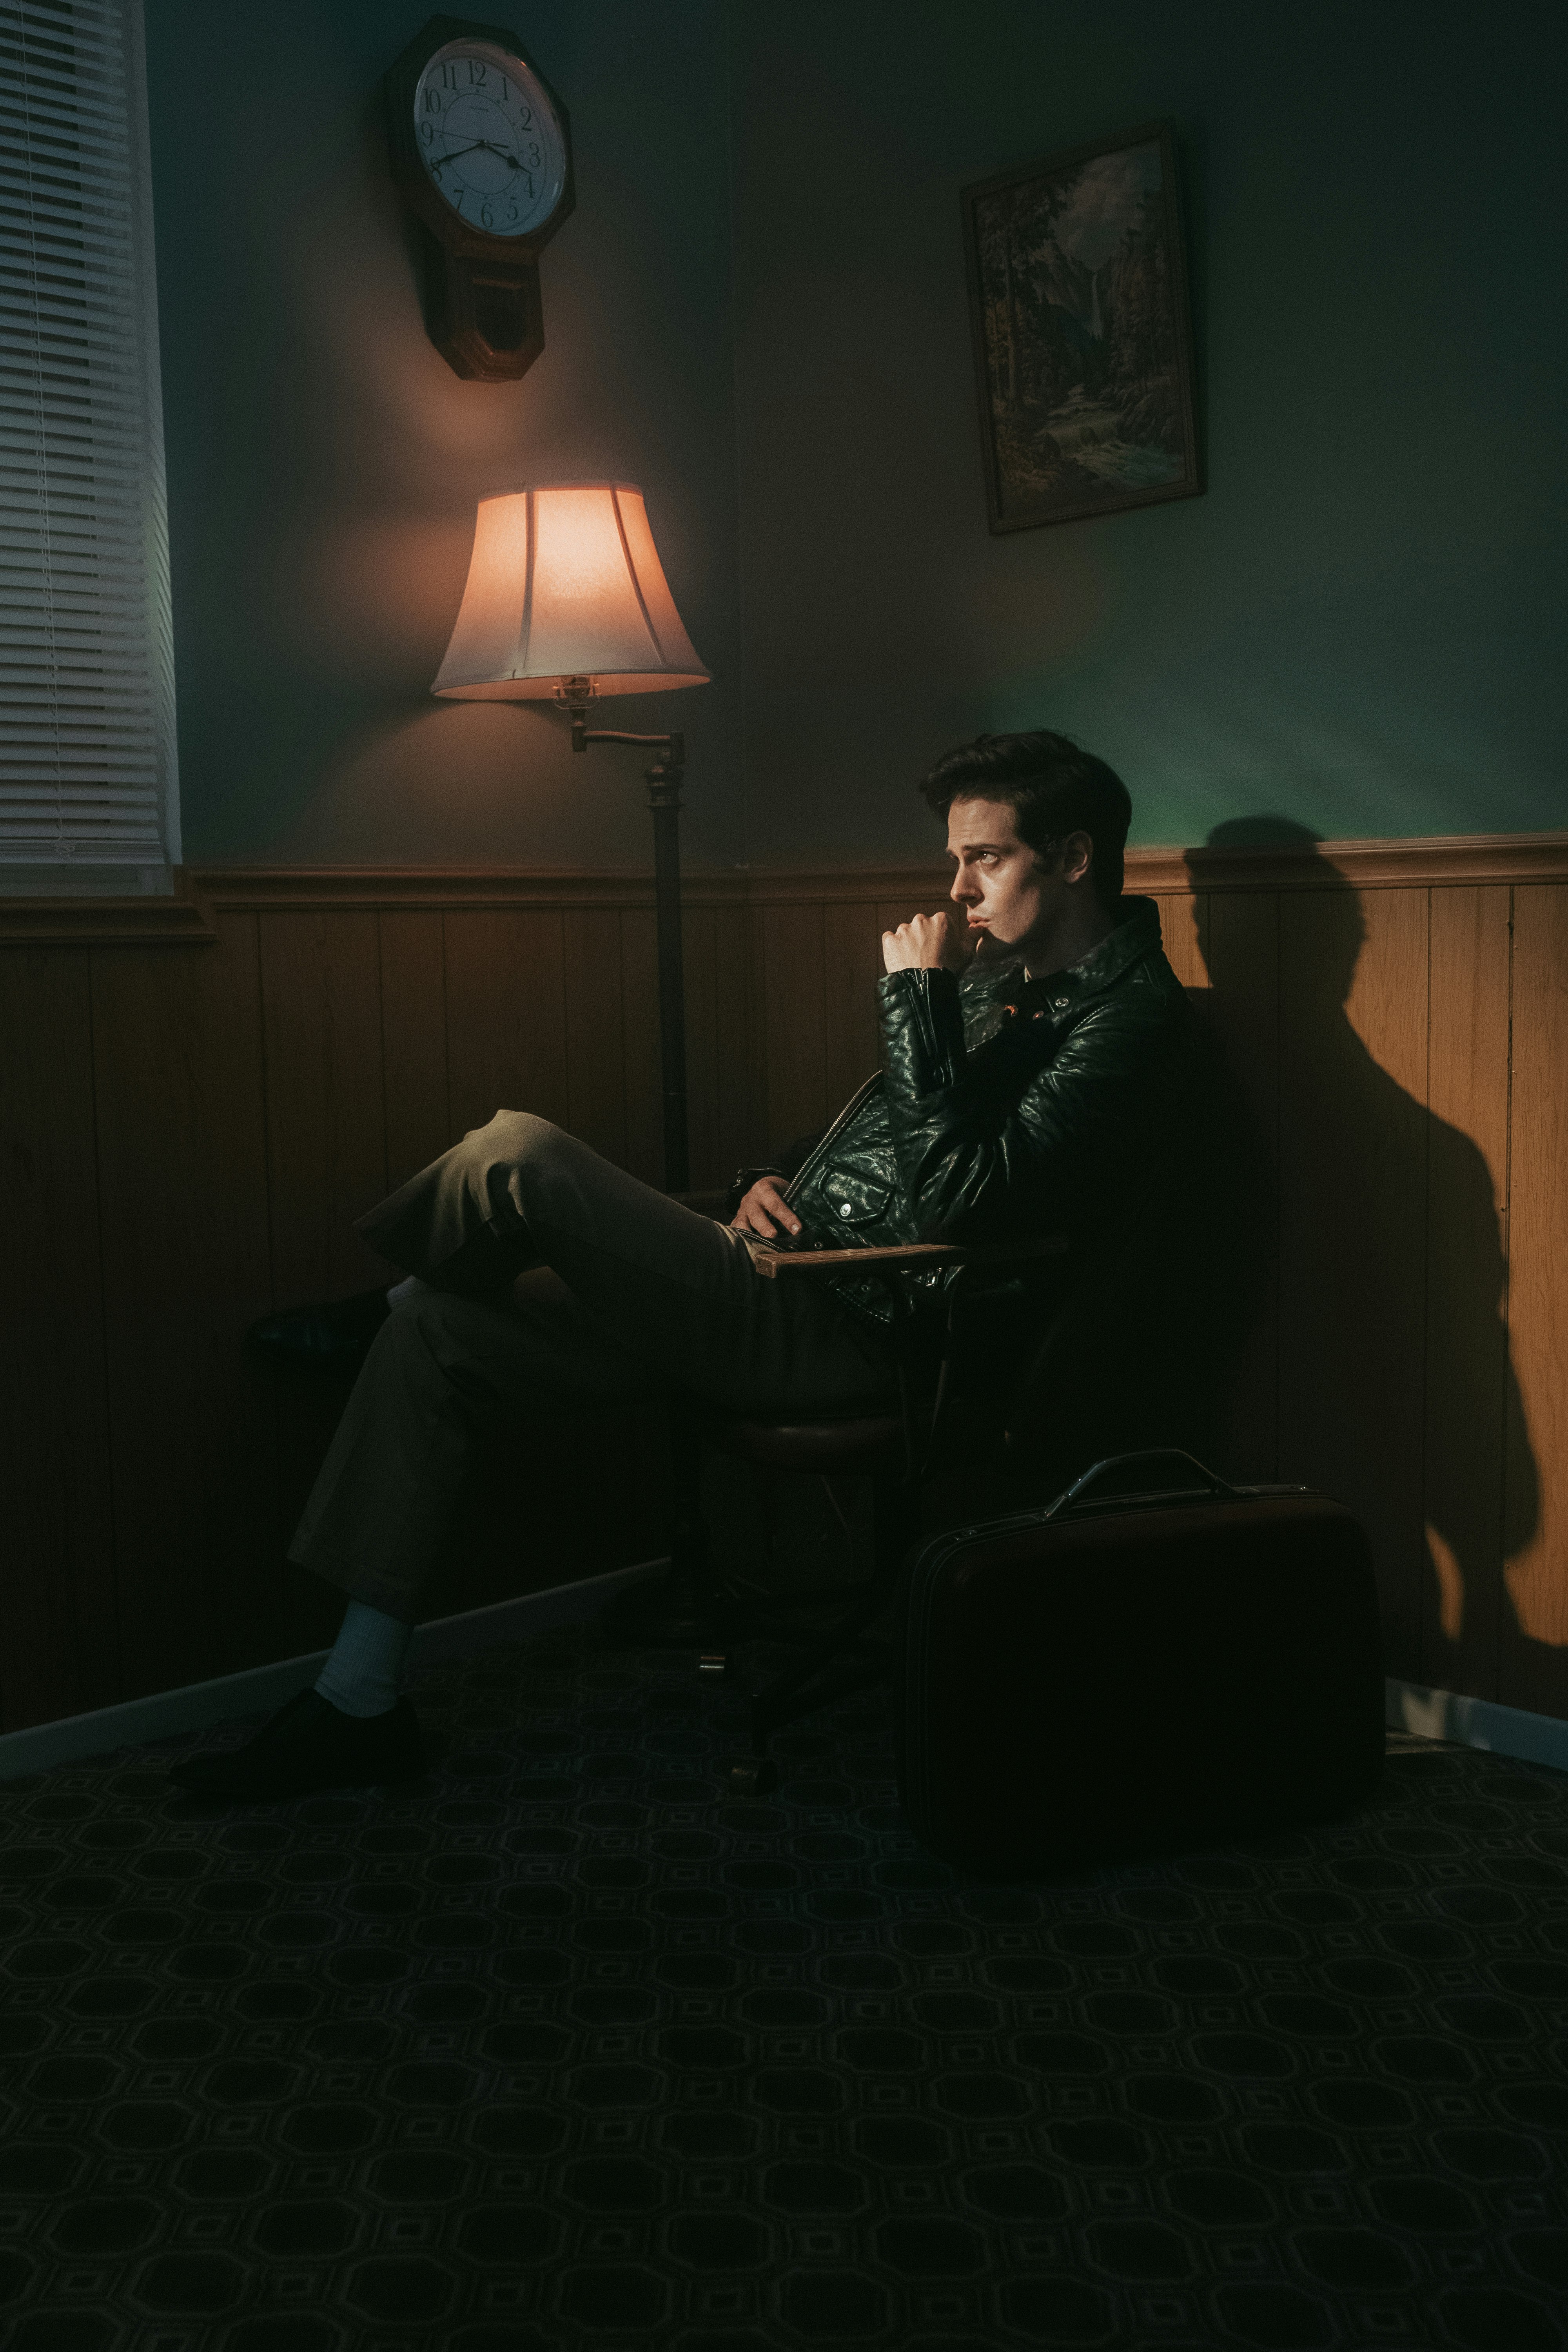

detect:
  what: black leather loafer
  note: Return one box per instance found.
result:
[169,1689,425,1801]
[248,1288,392,1368]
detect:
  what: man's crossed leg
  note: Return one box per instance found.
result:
[173,1113,894,1801]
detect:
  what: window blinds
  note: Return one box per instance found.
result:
[0,0,178,870]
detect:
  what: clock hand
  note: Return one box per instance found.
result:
[434,139,525,179]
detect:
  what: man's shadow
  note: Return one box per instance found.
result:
[1179,817,1543,1699]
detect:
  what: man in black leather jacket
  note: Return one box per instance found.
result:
[729,737,1189,1336]
[176,729,1190,1799]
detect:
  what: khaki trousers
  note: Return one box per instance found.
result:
[288,1112,896,1619]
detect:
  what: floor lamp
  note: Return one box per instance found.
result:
[432,483,710,1192]
[434,481,719,1648]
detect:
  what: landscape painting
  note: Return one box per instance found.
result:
[964,123,1200,532]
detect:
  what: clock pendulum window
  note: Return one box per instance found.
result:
[383,15,574,382]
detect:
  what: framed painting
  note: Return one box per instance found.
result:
[963,121,1200,533]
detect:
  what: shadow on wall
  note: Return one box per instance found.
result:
[1188,817,1545,1697]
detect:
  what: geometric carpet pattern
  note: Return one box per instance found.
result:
[2,1631,1566,2352]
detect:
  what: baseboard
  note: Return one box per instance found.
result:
[1386,1677,1568,1773]
[0,1557,668,1782]
[9,1618,1560,1789]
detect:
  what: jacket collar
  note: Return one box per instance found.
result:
[979,895,1163,1014]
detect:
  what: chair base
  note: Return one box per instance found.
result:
[597,1566,733,1651]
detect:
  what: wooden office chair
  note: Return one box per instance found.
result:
[624,1225,1069,1795]
[646,1020,1261,1789]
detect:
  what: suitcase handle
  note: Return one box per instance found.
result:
[1045,1448,1239,1519]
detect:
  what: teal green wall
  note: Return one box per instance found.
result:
[145,0,745,867]
[146,2,1567,867]
[730,0,1568,860]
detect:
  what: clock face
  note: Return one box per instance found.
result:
[413,40,567,239]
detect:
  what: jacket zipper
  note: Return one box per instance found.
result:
[781,1070,883,1207]
[784,978,1029,1214]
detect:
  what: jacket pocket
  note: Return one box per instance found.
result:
[816,1167,895,1234]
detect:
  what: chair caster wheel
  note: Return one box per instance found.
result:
[728,1757,777,1797]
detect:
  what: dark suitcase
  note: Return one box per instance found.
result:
[896,1450,1384,1871]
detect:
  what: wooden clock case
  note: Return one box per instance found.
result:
[383,13,575,383]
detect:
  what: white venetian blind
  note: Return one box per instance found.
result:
[0,0,178,872]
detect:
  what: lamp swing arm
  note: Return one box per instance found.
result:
[556,679,683,768]
[578,728,682,754]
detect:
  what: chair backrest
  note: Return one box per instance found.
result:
[984,1017,1273,1508]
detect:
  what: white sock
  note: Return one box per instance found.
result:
[314,1599,414,1719]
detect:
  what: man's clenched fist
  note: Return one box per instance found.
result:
[881,908,976,974]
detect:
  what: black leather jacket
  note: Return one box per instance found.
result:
[751,897,1191,1335]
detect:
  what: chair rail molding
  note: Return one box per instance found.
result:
[2,831,1567,942]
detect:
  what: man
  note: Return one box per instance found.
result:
[173,730,1189,1800]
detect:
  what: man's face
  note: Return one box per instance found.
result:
[945,797,1053,956]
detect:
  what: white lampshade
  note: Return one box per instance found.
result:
[432,482,710,701]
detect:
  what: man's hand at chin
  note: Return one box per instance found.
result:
[881,909,981,975]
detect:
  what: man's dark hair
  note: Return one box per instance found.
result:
[918,730,1132,909]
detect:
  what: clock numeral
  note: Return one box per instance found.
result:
[439,62,458,91]
[505,198,519,224]
[422,86,443,111]
[521,171,535,201]
[466,58,486,85]
[480,199,494,229]
[516,103,533,128]
[525,139,541,168]
[419,119,434,146]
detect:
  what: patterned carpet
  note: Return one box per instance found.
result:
[2,1631,1566,2352]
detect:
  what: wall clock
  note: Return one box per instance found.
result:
[384,14,575,383]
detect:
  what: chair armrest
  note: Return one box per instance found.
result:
[747,1233,1067,1280]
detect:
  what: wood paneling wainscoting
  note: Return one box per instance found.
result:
[2,835,1566,1735]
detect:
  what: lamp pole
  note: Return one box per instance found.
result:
[560,681,689,1193]
[559,684,721,1653]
